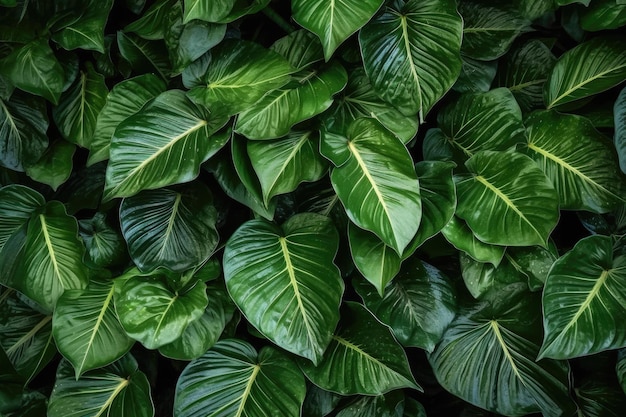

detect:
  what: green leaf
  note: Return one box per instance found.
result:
[236,61,347,139]
[270,29,324,71]
[187,40,294,115]
[25,139,75,191]
[52,279,134,378]
[328,118,421,254]
[615,87,626,175]
[50,0,114,53]
[124,0,174,40]
[0,40,64,104]
[618,349,626,394]
[359,0,463,120]
[335,391,405,417]
[211,0,270,23]
[183,0,234,23]
[103,89,229,201]
[52,64,108,148]
[292,0,384,61]
[223,213,343,364]
[460,252,527,299]
[523,110,626,213]
[455,150,559,247]
[174,339,306,417]
[0,91,49,171]
[0,289,56,384]
[429,284,575,417]
[459,2,531,60]
[247,131,328,204]
[0,185,44,252]
[79,212,126,268]
[539,235,626,360]
[114,275,208,349]
[88,74,166,166]
[47,355,154,417]
[298,302,420,395]
[453,56,498,93]
[116,31,171,79]
[302,383,342,417]
[120,182,219,273]
[355,258,456,352]
[441,216,505,266]
[576,379,626,417]
[580,0,626,31]
[545,37,626,109]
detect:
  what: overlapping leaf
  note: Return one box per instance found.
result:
[441,216,505,266]
[79,213,126,268]
[183,0,235,23]
[614,87,626,174]
[0,185,44,251]
[117,31,171,80]
[24,140,75,191]
[49,0,114,53]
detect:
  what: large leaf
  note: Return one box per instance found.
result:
[523,110,626,213]
[223,213,343,364]
[120,182,219,273]
[50,0,114,53]
[52,64,108,148]
[270,29,324,71]
[24,139,75,191]
[186,40,293,115]
[247,131,328,205]
[114,275,208,349]
[52,279,134,378]
[47,355,154,417]
[545,37,626,109]
[455,150,559,247]
[174,339,306,417]
[103,89,229,200]
[327,118,421,254]
[292,0,383,61]
[355,258,456,352]
[429,284,575,417]
[441,216,505,266]
[0,91,49,171]
[298,302,420,395]
[0,185,44,252]
[116,31,171,80]
[539,235,626,360]
[124,0,174,40]
[359,0,462,120]
[88,74,166,166]
[580,0,626,31]
[575,379,626,417]
[183,0,235,23]
[614,86,626,175]
[335,391,406,417]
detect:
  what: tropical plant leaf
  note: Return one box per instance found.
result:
[124,0,174,39]
[359,0,463,120]
[539,235,626,359]
[114,275,208,349]
[429,284,575,417]
[0,185,44,251]
[52,279,134,378]
[327,118,421,254]
[0,91,49,171]
[453,56,497,93]
[298,302,420,395]
[223,213,343,364]
[103,89,229,201]
[174,339,306,417]
[455,150,559,247]
[79,212,127,269]
[302,383,342,417]
[120,182,219,273]
[441,216,505,266]
[580,1,626,32]
[270,29,324,71]
[523,110,626,213]
[47,355,154,417]
[211,0,270,23]
[183,0,235,23]
[545,36,626,109]
[292,0,384,61]
[615,86,626,175]
[88,74,166,166]
[117,31,171,79]
[186,39,293,115]
[460,252,527,299]
[24,139,74,191]
[618,349,626,394]
[49,0,114,53]
[575,379,626,417]
[355,258,456,352]
[335,391,405,417]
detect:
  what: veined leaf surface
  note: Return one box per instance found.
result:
[441,216,505,266]
[0,185,44,251]
[616,87,626,174]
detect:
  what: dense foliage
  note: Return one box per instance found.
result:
[1,0,626,416]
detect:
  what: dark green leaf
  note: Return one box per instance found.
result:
[580,0,626,31]
[50,0,114,53]
[453,56,497,93]
[270,29,324,71]
[460,252,527,299]
[124,0,174,40]
[78,212,126,268]
[441,216,505,266]
[24,139,75,191]
[576,379,626,417]
[0,185,44,252]
[183,0,235,23]
[335,391,405,417]
[117,31,171,79]
[615,86,626,175]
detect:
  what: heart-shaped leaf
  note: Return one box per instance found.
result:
[523,110,626,213]
[52,279,134,378]
[539,235,626,360]
[120,182,219,273]
[359,0,462,119]
[174,339,306,417]
[455,150,559,247]
[103,89,229,201]
[223,213,343,364]
[0,185,45,251]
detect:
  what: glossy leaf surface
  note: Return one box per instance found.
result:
[0,185,44,251]
[24,140,75,191]
[616,87,626,175]
[440,216,505,266]
[50,0,114,53]
[78,213,126,269]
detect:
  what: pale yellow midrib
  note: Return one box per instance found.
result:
[265,135,309,202]
[6,315,52,355]
[40,214,62,281]
[400,15,422,120]
[78,285,115,373]
[490,321,523,381]
[234,364,260,417]
[94,377,130,417]
[157,193,182,259]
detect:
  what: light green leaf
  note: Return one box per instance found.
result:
[50,0,114,53]
[523,110,626,213]
[78,212,126,268]
[103,89,229,201]
[25,140,75,191]
[441,216,505,266]
[545,36,626,109]
[52,279,134,378]
[247,131,328,205]
[116,31,171,80]
[0,91,49,171]
[52,64,107,148]
[124,0,174,40]
[615,87,626,175]
[187,40,293,115]
[0,185,44,252]
[355,258,456,352]
[212,0,270,23]
[183,0,235,23]
[539,235,626,360]
[223,213,343,364]
[114,275,208,349]
[292,0,384,61]
[359,0,462,120]
[120,182,219,273]
[455,150,559,247]
[48,355,154,417]
[328,118,421,254]
[298,302,420,395]
[580,0,626,31]
[174,339,306,417]
[88,74,166,166]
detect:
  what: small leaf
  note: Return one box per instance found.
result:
[0,185,45,252]
[618,349,626,394]
[460,252,527,299]
[50,0,114,53]
[270,29,324,71]
[117,31,171,80]
[453,56,497,93]
[441,216,505,266]
[24,140,75,191]
[79,212,126,268]
[183,0,235,23]
[615,87,626,175]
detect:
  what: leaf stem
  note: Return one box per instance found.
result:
[262,7,296,34]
